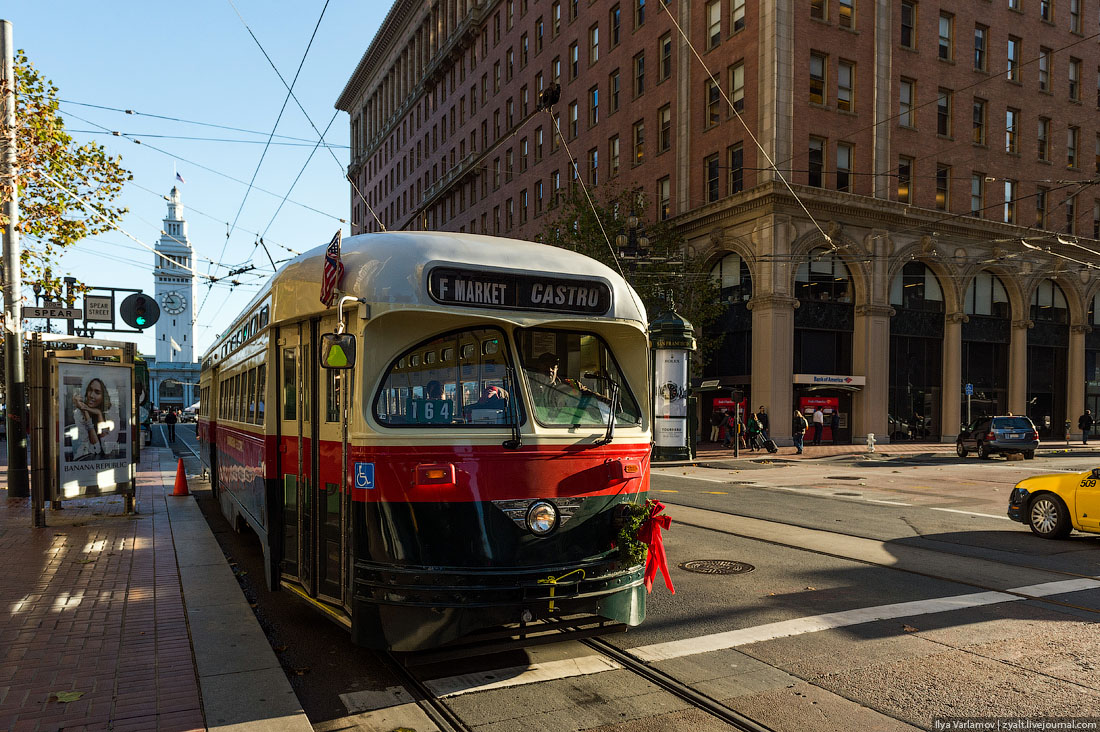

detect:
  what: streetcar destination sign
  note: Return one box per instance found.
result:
[428,267,612,315]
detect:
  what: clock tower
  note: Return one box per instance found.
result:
[154,186,196,363]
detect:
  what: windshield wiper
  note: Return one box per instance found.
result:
[586,372,620,446]
[502,366,523,450]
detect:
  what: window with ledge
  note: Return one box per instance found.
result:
[589,26,599,65]
[658,176,670,220]
[811,0,826,20]
[568,101,578,138]
[1007,37,1020,81]
[705,154,720,202]
[707,0,721,48]
[970,173,984,217]
[809,137,826,187]
[588,148,598,185]
[935,164,949,210]
[1036,186,1048,228]
[1070,58,1081,100]
[810,52,826,105]
[837,143,852,192]
[899,79,915,127]
[589,86,599,126]
[728,142,743,193]
[705,79,720,127]
[900,1,916,48]
[1070,0,1081,31]
[1005,108,1018,153]
[839,0,853,28]
[898,156,913,203]
[609,135,620,176]
[1068,126,1080,168]
[972,98,986,144]
[632,120,645,164]
[938,13,953,61]
[837,61,854,112]
[633,53,645,96]
[1038,117,1050,161]
[658,104,671,151]
[1003,179,1017,223]
[729,62,745,113]
[937,90,952,137]
[731,0,746,32]
[635,0,645,28]
[1039,48,1050,91]
[1039,0,1051,22]
[659,34,672,81]
[569,42,578,79]
[974,25,987,71]
[1066,195,1077,234]
[609,70,620,112]
[610,5,621,46]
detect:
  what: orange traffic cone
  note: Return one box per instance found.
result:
[172,458,189,496]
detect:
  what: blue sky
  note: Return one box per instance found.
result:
[6,1,388,356]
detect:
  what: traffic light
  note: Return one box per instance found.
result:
[120,293,160,330]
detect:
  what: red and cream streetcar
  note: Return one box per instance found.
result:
[197,231,655,652]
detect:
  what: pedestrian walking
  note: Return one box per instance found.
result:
[721,410,734,448]
[1079,409,1094,445]
[165,408,178,442]
[792,410,808,455]
[830,409,840,445]
[812,407,825,446]
[757,406,769,439]
[747,413,763,451]
[709,409,724,443]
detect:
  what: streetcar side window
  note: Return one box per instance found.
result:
[374,327,521,428]
[255,365,266,425]
[517,328,642,428]
[246,367,257,424]
[326,369,342,423]
[282,348,297,421]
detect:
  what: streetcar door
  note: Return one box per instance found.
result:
[315,314,351,607]
[278,325,312,591]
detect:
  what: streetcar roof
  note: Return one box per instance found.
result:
[271,231,647,325]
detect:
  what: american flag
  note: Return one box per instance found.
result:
[320,229,344,307]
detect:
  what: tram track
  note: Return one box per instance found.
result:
[379,652,477,732]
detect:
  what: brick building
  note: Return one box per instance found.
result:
[337,0,1100,446]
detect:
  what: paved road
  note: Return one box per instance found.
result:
[188,449,1100,731]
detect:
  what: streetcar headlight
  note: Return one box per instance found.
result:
[526,500,558,536]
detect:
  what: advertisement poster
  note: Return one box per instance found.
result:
[58,361,133,499]
[654,350,688,448]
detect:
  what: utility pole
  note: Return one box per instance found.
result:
[1,20,29,497]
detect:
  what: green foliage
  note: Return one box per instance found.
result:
[534,187,725,369]
[615,499,652,567]
[0,51,132,300]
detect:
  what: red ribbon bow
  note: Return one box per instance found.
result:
[637,500,674,594]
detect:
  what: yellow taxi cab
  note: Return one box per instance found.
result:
[1008,468,1100,538]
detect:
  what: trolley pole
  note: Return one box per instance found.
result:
[1,20,29,498]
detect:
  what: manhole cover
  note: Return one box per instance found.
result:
[727,481,756,485]
[834,491,861,496]
[678,559,755,575]
[827,476,863,480]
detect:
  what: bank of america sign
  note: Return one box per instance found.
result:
[793,374,867,386]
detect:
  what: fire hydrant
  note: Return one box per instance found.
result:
[866,432,876,452]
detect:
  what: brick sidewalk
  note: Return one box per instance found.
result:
[0,448,204,732]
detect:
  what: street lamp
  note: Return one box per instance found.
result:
[615,213,649,264]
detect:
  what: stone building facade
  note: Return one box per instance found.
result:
[337,0,1100,444]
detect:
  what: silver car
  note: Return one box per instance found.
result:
[956,415,1039,460]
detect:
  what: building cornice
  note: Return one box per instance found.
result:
[335,0,421,112]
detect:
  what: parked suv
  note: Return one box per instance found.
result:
[956,415,1039,460]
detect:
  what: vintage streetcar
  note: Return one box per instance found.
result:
[197,231,654,652]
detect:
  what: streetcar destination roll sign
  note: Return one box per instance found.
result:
[428,267,612,315]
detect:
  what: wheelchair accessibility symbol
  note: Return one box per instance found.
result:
[354,462,375,490]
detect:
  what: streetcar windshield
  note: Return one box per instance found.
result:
[374,327,522,427]
[516,328,642,428]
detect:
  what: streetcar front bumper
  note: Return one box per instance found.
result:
[351,559,645,651]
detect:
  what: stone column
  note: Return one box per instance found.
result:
[852,304,893,442]
[1008,319,1032,415]
[1068,324,1088,439]
[941,312,965,440]
[749,295,797,444]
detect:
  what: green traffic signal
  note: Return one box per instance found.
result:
[120,292,160,329]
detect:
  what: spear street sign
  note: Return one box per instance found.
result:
[84,295,113,322]
[26,305,83,319]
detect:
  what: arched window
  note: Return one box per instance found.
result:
[1031,279,1068,323]
[889,261,945,312]
[709,253,752,303]
[795,248,852,302]
[963,271,1010,318]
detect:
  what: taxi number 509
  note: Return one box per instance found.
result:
[1080,479,1097,488]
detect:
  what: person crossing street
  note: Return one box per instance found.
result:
[165,408,178,442]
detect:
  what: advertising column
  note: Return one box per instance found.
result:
[650,309,696,461]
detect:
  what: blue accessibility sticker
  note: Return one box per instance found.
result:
[354,462,375,489]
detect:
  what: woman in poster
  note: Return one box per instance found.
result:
[71,377,118,459]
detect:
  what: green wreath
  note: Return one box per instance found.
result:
[615,499,653,566]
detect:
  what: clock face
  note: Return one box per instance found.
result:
[160,291,187,315]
